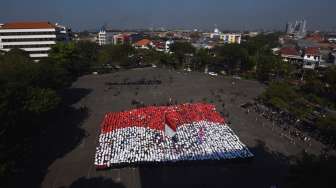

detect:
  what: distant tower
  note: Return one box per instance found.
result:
[301,19,307,36]
[287,19,307,39]
[214,24,220,34]
[286,22,294,34]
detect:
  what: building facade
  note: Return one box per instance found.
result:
[286,20,307,39]
[303,47,321,69]
[0,21,71,59]
[97,30,115,46]
[220,33,242,44]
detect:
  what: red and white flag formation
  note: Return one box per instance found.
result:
[95,103,253,169]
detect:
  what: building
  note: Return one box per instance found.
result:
[286,20,307,39]
[0,21,71,59]
[151,40,174,53]
[220,33,242,44]
[97,30,115,46]
[209,28,241,44]
[279,47,303,63]
[248,32,259,37]
[113,34,130,45]
[286,22,295,34]
[305,33,324,43]
[75,32,98,42]
[303,47,321,69]
[134,39,153,49]
[165,40,174,52]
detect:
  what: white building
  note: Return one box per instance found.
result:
[165,40,174,53]
[0,21,71,59]
[97,30,106,46]
[209,28,241,44]
[303,47,321,69]
[97,30,115,46]
[220,33,242,44]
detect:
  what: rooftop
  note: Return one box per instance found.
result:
[135,39,152,46]
[0,21,56,29]
[280,47,300,56]
[305,47,320,55]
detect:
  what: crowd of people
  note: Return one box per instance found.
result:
[100,103,225,134]
[106,79,162,86]
[242,102,312,145]
[95,104,253,169]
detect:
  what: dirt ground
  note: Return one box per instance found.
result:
[12,68,327,188]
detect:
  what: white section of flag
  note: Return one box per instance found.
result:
[95,121,253,167]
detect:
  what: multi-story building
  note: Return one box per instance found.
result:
[303,47,321,69]
[209,28,241,44]
[0,21,71,59]
[286,20,307,39]
[97,30,115,46]
[97,29,139,46]
[220,33,242,44]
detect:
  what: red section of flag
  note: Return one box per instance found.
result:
[101,103,225,134]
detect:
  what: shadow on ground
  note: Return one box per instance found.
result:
[9,88,92,188]
[139,140,291,188]
[58,177,125,188]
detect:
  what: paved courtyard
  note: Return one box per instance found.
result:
[13,68,326,188]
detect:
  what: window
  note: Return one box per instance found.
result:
[1,38,55,42]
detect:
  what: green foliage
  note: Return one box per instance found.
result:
[211,33,284,77]
[193,49,214,71]
[261,82,299,110]
[49,41,99,77]
[215,44,249,74]
[243,33,281,55]
[261,66,336,141]
[260,81,314,119]
[301,67,336,109]
[23,88,61,114]
[170,42,196,55]
[170,42,196,66]
[98,44,134,65]
[0,47,77,184]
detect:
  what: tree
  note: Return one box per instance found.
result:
[23,87,61,115]
[49,42,96,77]
[256,55,287,82]
[0,48,73,186]
[193,49,213,71]
[170,42,196,68]
[97,44,134,65]
[260,82,299,110]
[215,44,250,74]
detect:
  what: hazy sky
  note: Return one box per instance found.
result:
[1,0,335,31]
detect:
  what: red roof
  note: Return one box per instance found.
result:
[0,22,56,29]
[305,33,324,42]
[305,47,320,56]
[152,41,165,49]
[135,39,152,46]
[280,47,300,56]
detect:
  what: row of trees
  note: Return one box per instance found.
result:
[31,34,292,84]
[165,33,294,82]
[260,67,336,145]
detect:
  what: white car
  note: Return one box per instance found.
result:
[208,72,218,76]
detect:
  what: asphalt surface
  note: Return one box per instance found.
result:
[13,68,327,188]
